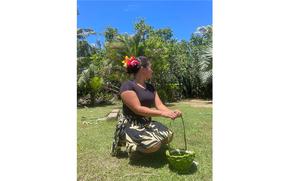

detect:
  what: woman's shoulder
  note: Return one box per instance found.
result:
[121,80,135,87]
[120,80,135,93]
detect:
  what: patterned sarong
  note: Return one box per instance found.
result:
[111,113,173,156]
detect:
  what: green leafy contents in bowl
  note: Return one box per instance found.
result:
[166,148,195,172]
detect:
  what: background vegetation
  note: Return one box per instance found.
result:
[77,20,212,106]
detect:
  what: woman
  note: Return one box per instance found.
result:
[111,56,182,157]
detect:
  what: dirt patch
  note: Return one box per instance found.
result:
[180,99,212,108]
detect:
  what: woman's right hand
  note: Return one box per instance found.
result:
[160,110,178,120]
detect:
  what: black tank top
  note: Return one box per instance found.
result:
[119,80,156,120]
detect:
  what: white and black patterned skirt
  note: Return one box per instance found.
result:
[111,113,173,156]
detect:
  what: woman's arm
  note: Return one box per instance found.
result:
[154,91,171,111]
[121,91,177,119]
[154,91,182,117]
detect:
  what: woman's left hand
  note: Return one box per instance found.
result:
[173,109,182,118]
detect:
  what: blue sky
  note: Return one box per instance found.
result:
[77,0,212,45]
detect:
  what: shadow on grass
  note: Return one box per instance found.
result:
[114,149,197,175]
[168,162,198,175]
[115,151,129,159]
[128,150,168,169]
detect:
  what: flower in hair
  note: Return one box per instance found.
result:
[122,56,140,68]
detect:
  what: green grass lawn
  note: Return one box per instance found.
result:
[77,101,212,181]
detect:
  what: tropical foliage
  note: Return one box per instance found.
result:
[77,20,212,106]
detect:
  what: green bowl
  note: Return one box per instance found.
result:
[166,149,195,172]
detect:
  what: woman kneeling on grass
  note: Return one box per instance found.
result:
[111,56,182,158]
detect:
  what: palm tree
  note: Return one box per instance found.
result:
[199,44,212,85]
[106,34,144,60]
[77,28,96,57]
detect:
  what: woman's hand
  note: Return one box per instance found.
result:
[173,109,182,118]
[160,110,178,120]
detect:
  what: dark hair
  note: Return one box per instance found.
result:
[127,56,150,74]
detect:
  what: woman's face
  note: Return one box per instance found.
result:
[141,63,153,80]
